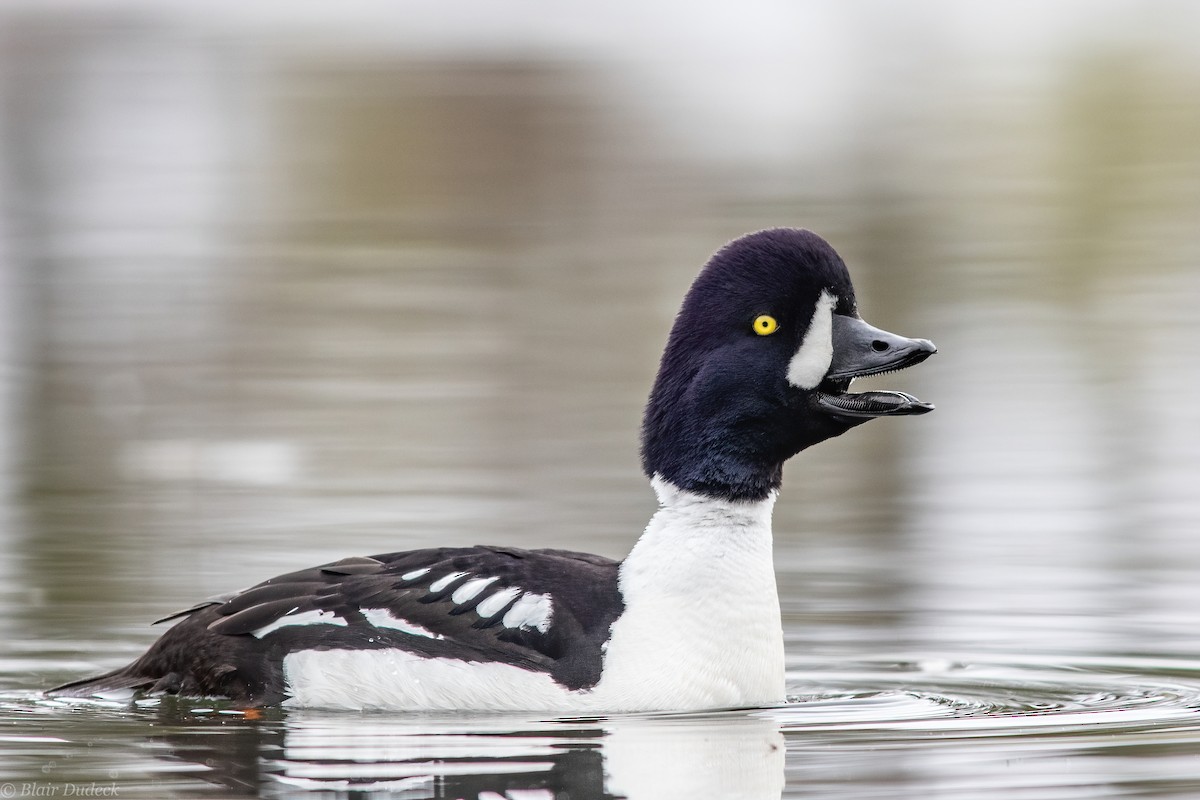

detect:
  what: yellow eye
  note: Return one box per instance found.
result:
[752,315,779,336]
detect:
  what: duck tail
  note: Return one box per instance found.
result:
[45,665,154,699]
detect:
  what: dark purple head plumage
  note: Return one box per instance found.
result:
[640,228,935,502]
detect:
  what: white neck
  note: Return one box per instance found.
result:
[626,475,779,590]
[588,475,786,710]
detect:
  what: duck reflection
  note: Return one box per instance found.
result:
[148,702,784,799]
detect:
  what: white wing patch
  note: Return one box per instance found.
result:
[251,608,348,639]
[361,608,444,640]
[400,567,430,581]
[787,290,837,389]
[247,568,557,652]
[416,572,554,633]
[501,592,554,633]
[428,571,468,592]
[474,586,521,619]
[451,575,500,604]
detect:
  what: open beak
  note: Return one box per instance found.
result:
[814,314,937,419]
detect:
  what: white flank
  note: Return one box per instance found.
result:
[400,567,430,581]
[501,593,554,633]
[474,586,521,618]
[786,290,837,389]
[452,575,500,605]
[282,475,785,712]
[252,608,347,639]
[283,648,576,711]
[361,608,443,639]
[428,571,468,592]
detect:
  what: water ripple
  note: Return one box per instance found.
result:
[778,654,1200,735]
[5,654,1200,797]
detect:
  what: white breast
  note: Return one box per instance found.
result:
[586,476,786,711]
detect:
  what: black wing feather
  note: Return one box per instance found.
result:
[49,545,623,703]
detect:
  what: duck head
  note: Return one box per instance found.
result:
[641,228,936,502]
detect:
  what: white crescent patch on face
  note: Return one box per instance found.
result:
[786,290,837,389]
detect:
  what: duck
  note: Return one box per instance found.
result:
[49,228,936,712]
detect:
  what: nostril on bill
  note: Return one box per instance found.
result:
[871,340,889,352]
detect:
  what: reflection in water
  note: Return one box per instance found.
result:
[602,715,784,800]
[270,718,608,798]
[75,702,783,800]
[269,712,781,798]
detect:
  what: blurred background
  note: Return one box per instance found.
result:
[1,0,1199,676]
